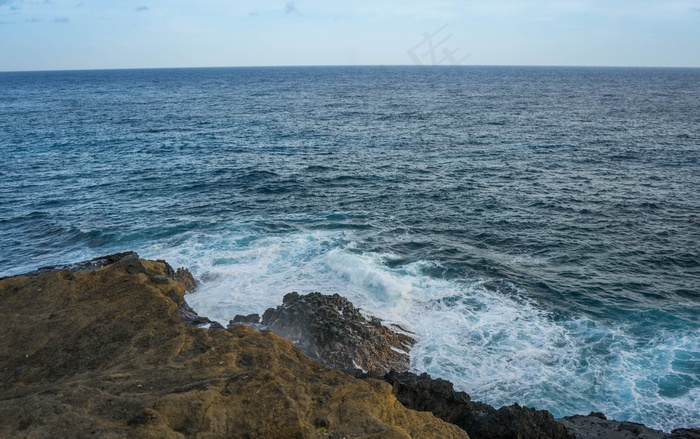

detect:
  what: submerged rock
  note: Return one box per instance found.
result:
[0,253,468,439]
[260,291,416,374]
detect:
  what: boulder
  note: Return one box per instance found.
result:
[261,292,416,374]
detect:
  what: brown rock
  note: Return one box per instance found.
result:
[156,259,198,293]
[0,254,468,439]
[174,267,198,293]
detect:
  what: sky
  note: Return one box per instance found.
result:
[0,0,699,71]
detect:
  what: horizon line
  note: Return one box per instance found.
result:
[2,63,700,74]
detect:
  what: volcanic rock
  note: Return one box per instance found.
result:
[559,413,700,439]
[379,371,572,439]
[260,291,416,374]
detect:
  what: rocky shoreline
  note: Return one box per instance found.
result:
[1,253,697,439]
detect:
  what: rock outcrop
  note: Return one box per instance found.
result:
[0,254,468,439]
[377,371,572,439]
[371,366,700,439]
[256,292,416,374]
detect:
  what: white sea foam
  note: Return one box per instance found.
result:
[143,230,700,431]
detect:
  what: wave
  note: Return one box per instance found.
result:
[150,229,700,432]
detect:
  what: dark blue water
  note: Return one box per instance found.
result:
[1,66,699,430]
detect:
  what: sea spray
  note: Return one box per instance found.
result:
[158,229,699,431]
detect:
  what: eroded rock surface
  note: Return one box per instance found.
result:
[259,292,416,374]
[0,254,468,439]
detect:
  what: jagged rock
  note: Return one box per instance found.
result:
[559,413,700,439]
[174,267,197,293]
[156,259,198,293]
[381,371,572,439]
[0,254,468,439]
[261,292,416,374]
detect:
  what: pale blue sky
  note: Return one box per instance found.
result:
[1,0,699,71]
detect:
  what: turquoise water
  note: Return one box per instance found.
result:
[1,66,699,430]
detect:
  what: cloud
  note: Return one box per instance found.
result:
[285,1,300,16]
[135,5,148,12]
[53,16,68,23]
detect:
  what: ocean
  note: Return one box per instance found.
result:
[1,66,698,431]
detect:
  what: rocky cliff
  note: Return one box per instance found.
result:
[0,253,468,439]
